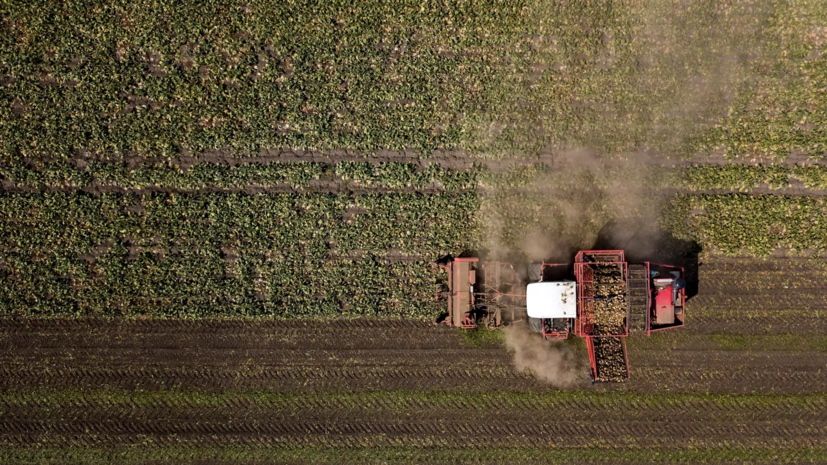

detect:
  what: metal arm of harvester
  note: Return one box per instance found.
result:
[436,257,527,329]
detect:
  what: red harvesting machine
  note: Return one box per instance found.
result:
[437,250,686,382]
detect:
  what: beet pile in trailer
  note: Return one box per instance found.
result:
[437,250,687,382]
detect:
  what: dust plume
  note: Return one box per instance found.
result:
[502,324,586,387]
[480,1,767,375]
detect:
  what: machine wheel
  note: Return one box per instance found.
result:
[528,317,544,334]
[527,263,542,282]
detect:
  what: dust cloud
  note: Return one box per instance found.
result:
[483,2,764,376]
[502,324,586,387]
[482,1,773,262]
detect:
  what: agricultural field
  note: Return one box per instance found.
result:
[1,0,827,464]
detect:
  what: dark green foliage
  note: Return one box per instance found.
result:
[1,1,822,162]
[675,165,827,191]
[0,0,527,158]
[662,194,827,256]
[0,191,479,317]
[0,159,479,191]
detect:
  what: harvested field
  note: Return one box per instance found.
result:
[1,257,827,463]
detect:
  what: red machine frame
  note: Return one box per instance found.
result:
[438,257,479,328]
[638,262,686,336]
[437,249,687,382]
[437,258,527,329]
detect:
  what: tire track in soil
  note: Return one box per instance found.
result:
[0,365,538,392]
[0,348,512,368]
[683,257,827,335]
[685,316,827,336]
[6,399,827,425]
[1,419,823,449]
[10,148,827,196]
[626,351,827,395]
[1,327,825,395]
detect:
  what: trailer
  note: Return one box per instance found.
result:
[438,250,686,382]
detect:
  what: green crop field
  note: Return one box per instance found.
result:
[2,0,827,463]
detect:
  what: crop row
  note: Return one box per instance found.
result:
[0,445,824,465]
[479,164,827,192]
[673,165,827,191]
[0,1,528,158]
[2,1,822,162]
[0,192,478,317]
[662,194,827,256]
[10,160,827,193]
[0,160,479,191]
[4,388,825,413]
[8,160,827,193]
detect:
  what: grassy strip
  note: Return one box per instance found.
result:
[0,191,478,317]
[662,194,827,256]
[3,388,824,412]
[0,445,824,464]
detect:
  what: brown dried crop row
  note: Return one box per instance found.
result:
[633,349,827,366]
[0,324,468,352]
[0,366,528,381]
[0,417,816,443]
[6,394,814,415]
[0,333,468,354]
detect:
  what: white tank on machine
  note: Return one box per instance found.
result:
[526,281,577,319]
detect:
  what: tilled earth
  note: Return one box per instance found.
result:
[1,257,826,463]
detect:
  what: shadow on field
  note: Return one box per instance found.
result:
[592,219,701,300]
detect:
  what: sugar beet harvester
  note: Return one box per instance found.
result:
[437,250,686,382]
